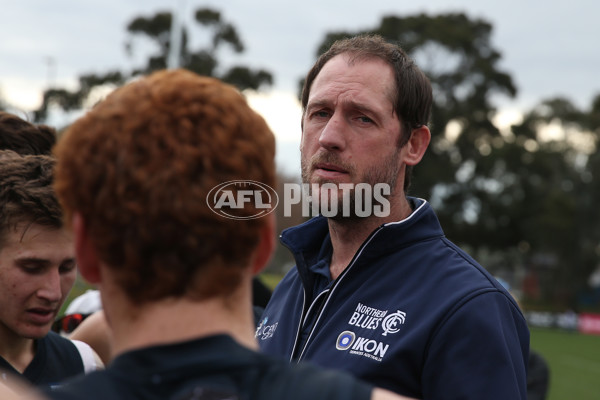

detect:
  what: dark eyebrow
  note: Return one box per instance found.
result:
[15,257,76,267]
[306,99,375,114]
[341,99,390,118]
[16,257,51,265]
[15,257,52,271]
[305,99,331,111]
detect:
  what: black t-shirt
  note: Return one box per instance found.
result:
[0,331,84,389]
[45,334,373,400]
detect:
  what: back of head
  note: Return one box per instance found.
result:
[0,150,61,248]
[54,69,276,304]
[0,112,57,155]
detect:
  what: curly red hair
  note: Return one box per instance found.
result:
[54,69,275,303]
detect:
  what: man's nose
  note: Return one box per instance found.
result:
[318,113,347,151]
[36,269,62,303]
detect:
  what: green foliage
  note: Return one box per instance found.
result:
[194,8,221,25]
[221,66,273,90]
[124,8,266,87]
[34,71,125,122]
[504,99,599,306]
[531,327,600,400]
[32,7,273,123]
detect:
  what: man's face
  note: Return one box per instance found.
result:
[0,223,76,341]
[301,54,406,217]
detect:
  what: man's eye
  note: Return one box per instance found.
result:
[20,265,44,275]
[358,116,374,124]
[60,262,77,274]
[312,110,330,119]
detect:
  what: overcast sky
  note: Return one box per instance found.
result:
[1,0,599,174]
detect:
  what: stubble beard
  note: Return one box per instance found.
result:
[301,150,401,221]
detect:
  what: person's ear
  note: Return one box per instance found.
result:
[251,213,276,275]
[72,213,102,284]
[404,125,431,166]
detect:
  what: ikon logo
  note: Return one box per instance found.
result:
[206,180,279,220]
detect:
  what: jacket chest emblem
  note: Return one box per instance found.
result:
[335,303,406,362]
[381,310,407,336]
[255,317,278,340]
[348,302,406,336]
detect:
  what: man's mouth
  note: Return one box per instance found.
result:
[27,307,57,324]
[314,163,347,174]
[29,308,54,314]
[312,163,349,181]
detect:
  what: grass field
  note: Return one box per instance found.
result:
[530,327,600,400]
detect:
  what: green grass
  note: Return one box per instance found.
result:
[530,327,600,400]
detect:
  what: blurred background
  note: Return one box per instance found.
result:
[2,1,599,399]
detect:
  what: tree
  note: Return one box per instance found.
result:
[33,7,273,123]
[503,96,600,309]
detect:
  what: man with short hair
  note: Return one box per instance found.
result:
[44,68,415,400]
[0,150,100,389]
[0,112,56,155]
[258,34,530,400]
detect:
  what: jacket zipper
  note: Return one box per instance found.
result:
[295,225,385,362]
[289,288,330,361]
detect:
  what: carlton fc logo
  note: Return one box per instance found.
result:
[381,310,406,336]
[348,303,406,336]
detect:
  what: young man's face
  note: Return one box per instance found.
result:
[0,223,76,341]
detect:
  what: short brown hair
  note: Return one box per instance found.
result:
[301,34,432,190]
[54,69,276,304]
[0,112,57,155]
[0,150,61,248]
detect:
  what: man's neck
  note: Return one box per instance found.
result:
[327,195,413,280]
[0,329,36,373]
[105,283,257,358]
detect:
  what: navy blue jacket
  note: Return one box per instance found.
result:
[258,198,529,399]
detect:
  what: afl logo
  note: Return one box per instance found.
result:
[206,180,279,220]
[336,331,356,351]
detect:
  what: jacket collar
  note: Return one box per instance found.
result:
[280,197,444,273]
